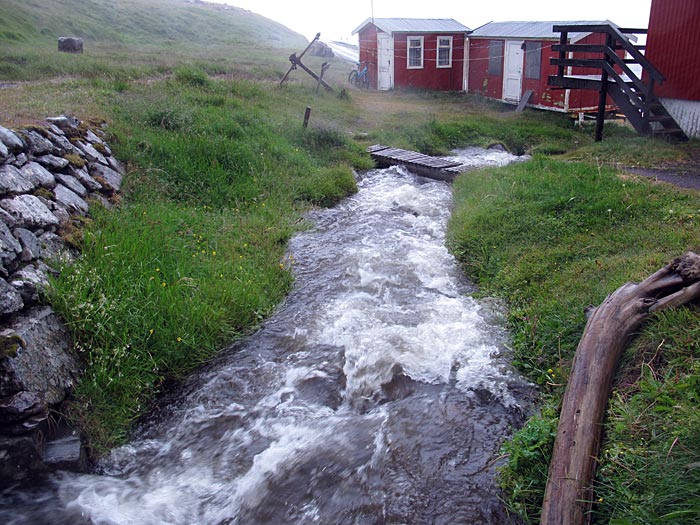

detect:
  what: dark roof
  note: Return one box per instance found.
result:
[352,18,471,36]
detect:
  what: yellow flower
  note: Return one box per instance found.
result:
[212,251,217,256]
[156,268,160,272]
[547,368,554,374]
[161,282,167,287]
[176,337,182,342]
[149,329,154,335]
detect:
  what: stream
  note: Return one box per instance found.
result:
[1,149,532,524]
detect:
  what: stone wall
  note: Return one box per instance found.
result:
[0,116,124,486]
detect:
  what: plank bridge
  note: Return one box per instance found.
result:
[367,145,465,182]
[549,23,687,142]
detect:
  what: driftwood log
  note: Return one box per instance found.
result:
[541,251,700,525]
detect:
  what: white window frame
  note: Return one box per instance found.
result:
[437,36,453,68]
[407,36,424,69]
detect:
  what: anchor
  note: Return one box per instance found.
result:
[280,33,333,91]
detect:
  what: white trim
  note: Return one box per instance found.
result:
[437,35,453,68]
[407,36,424,69]
[463,37,469,91]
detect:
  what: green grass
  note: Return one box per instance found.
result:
[46,70,366,452]
[447,156,700,522]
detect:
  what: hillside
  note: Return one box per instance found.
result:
[0,0,309,81]
[0,0,307,48]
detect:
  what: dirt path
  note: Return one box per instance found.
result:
[625,164,700,190]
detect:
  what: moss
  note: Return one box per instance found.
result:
[64,153,86,168]
[93,142,107,155]
[33,186,54,200]
[0,334,23,359]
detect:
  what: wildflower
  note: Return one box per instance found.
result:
[161,282,167,287]
[279,263,284,269]
[212,251,217,256]
[156,268,161,272]
[547,368,554,374]
[177,337,182,342]
[149,329,154,335]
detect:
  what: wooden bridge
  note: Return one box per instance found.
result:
[367,145,466,181]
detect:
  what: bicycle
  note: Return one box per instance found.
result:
[348,61,370,89]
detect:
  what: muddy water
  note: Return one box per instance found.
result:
[1,151,532,524]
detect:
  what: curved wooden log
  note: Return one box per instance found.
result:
[540,252,700,525]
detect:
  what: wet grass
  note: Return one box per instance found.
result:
[447,156,700,522]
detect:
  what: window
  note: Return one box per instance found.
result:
[437,36,453,68]
[488,40,503,76]
[407,36,424,69]
[524,41,542,79]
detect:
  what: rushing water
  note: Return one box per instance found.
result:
[2,151,532,525]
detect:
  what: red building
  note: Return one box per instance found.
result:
[467,21,623,115]
[352,18,470,91]
[645,0,700,137]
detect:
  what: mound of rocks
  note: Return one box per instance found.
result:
[0,116,124,486]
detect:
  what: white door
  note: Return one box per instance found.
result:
[503,40,523,101]
[377,33,394,91]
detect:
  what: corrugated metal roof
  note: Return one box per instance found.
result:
[469,20,616,42]
[352,18,470,35]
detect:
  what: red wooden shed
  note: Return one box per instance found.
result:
[467,21,624,115]
[645,0,700,138]
[352,18,471,91]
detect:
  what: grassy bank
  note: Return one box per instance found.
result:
[447,156,700,522]
[46,70,369,451]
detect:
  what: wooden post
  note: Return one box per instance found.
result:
[594,33,614,142]
[302,106,312,129]
[315,62,331,93]
[540,252,700,525]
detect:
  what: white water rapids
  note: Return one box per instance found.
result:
[1,150,532,524]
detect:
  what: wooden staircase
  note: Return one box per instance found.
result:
[548,23,688,142]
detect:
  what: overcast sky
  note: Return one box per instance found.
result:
[210,0,652,42]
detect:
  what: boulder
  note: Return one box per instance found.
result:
[107,155,126,176]
[0,434,44,486]
[0,195,59,230]
[38,232,72,264]
[13,228,42,262]
[43,434,87,472]
[22,131,54,156]
[21,162,56,189]
[10,263,51,305]
[0,140,8,160]
[45,131,74,154]
[57,37,83,54]
[0,307,78,405]
[0,278,24,316]
[11,153,27,168]
[75,141,107,165]
[46,115,80,131]
[0,220,22,268]
[36,155,69,171]
[89,163,122,193]
[53,184,89,214]
[70,166,102,192]
[0,164,35,195]
[0,126,24,152]
[56,173,87,197]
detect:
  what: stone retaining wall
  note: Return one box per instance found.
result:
[0,116,124,486]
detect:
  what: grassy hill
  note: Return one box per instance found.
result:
[0,0,308,80]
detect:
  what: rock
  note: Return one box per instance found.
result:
[0,278,24,316]
[38,232,72,264]
[0,391,48,429]
[56,174,87,197]
[57,37,83,54]
[106,155,125,176]
[0,195,59,230]
[0,207,16,229]
[10,263,50,305]
[13,228,42,262]
[47,124,64,137]
[45,131,74,154]
[53,184,89,214]
[0,126,24,152]
[36,155,69,171]
[70,166,102,192]
[22,131,54,156]
[43,434,87,472]
[85,129,103,145]
[0,140,8,160]
[0,307,78,405]
[46,115,80,131]
[0,220,22,268]
[75,141,107,165]
[0,434,44,486]
[20,162,56,189]
[11,152,28,168]
[0,164,35,195]
[89,163,122,194]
